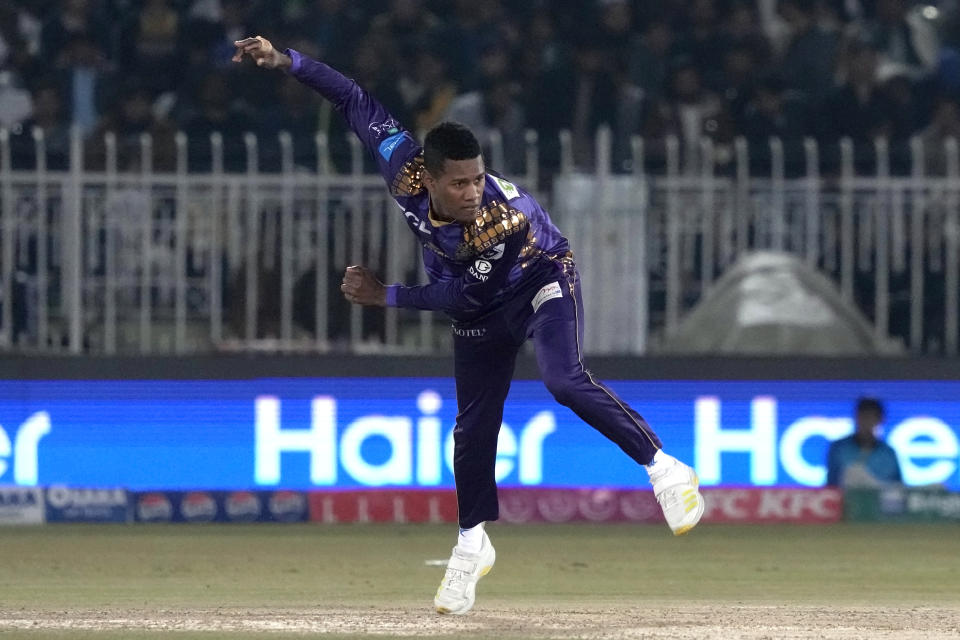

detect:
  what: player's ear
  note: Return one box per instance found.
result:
[422,169,437,192]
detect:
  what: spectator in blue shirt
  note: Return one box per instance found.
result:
[827,397,903,487]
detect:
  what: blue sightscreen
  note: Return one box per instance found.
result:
[0,379,956,490]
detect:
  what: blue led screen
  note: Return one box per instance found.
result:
[0,379,956,490]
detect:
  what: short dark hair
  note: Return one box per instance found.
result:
[423,122,481,175]
[856,397,884,417]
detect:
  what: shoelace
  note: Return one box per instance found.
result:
[651,464,683,506]
[657,486,682,509]
[650,467,673,491]
[440,568,467,594]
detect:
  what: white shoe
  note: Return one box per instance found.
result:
[649,454,705,536]
[434,531,496,615]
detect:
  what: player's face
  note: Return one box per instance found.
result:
[855,408,882,437]
[424,156,485,223]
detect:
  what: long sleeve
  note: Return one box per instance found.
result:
[286,48,421,188]
[386,223,528,314]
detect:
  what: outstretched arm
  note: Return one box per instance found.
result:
[233,36,420,187]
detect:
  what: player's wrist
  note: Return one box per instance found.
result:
[385,285,400,307]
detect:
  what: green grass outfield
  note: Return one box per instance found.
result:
[0,522,958,639]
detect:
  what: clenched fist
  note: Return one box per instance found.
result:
[231,35,292,70]
[341,266,387,307]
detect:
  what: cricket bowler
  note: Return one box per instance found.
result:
[233,35,705,615]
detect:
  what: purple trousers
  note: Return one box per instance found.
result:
[452,265,662,528]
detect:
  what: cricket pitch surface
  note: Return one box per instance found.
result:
[0,523,957,639]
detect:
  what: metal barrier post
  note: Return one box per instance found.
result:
[839,137,855,302]
[104,132,117,353]
[874,137,890,341]
[524,130,539,194]
[348,135,364,349]
[174,132,188,352]
[314,132,330,350]
[33,128,50,350]
[631,136,648,354]
[909,136,926,351]
[945,138,959,355]
[770,137,785,251]
[209,132,223,345]
[243,132,259,342]
[665,135,681,335]
[593,126,613,352]
[67,126,84,353]
[700,137,716,290]
[489,129,504,176]
[138,133,153,353]
[279,131,294,345]
[734,136,749,260]
[0,128,12,349]
[804,138,820,267]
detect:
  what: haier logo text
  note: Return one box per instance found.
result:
[695,396,958,486]
[0,412,51,485]
[254,391,556,486]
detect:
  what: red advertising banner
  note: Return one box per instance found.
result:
[701,488,843,523]
[307,488,843,524]
[308,490,459,523]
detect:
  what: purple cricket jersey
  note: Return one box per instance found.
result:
[286,49,571,321]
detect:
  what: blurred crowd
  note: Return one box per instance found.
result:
[3,0,960,174]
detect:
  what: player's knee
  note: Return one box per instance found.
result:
[543,372,581,407]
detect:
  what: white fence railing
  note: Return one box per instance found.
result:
[1,126,958,355]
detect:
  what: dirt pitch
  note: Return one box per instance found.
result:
[1,523,959,639]
[2,604,958,638]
